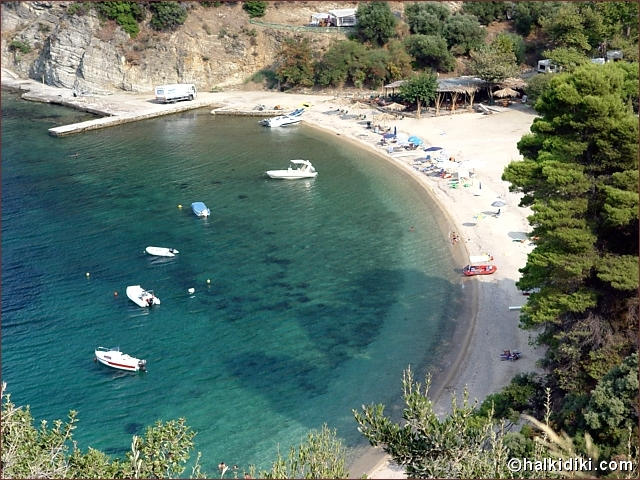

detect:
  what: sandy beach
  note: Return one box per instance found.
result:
[2,74,542,478]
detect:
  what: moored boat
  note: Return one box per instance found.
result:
[260,108,304,127]
[266,160,317,179]
[95,347,146,372]
[463,264,497,276]
[191,201,210,217]
[146,246,179,257]
[126,285,161,307]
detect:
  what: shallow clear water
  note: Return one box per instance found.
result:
[1,91,464,472]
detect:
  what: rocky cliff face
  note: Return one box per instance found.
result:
[1,1,460,94]
[1,1,359,94]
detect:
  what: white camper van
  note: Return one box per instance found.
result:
[155,84,197,103]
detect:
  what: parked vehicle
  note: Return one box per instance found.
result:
[155,84,197,103]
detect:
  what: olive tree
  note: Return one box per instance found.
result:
[398,72,438,118]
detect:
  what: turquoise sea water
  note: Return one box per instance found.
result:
[1,91,465,473]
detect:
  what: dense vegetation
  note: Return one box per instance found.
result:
[271,0,638,99]
[1,382,347,479]
[354,368,637,478]
[502,60,638,460]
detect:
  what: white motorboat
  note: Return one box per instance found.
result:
[191,201,210,217]
[261,107,304,127]
[126,285,161,307]
[266,160,318,179]
[145,246,179,257]
[95,347,147,372]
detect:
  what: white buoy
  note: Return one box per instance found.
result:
[85,272,90,277]
[188,288,195,294]
[206,279,211,284]
[178,204,183,208]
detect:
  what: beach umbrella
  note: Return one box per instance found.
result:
[491,199,507,207]
[386,102,406,111]
[493,87,520,98]
[408,135,423,146]
[350,101,371,111]
[425,146,443,152]
[373,111,394,122]
[393,126,397,136]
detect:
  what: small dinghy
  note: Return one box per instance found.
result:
[463,264,497,276]
[191,201,210,217]
[126,285,160,307]
[146,246,179,257]
[95,347,146,372]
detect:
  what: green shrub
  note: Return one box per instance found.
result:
[524,73,553,103]
[462,1,508,25]
[248,69,278,88]
[443,13,486,55]
[492,32,526,64]
[94,2,145,37]
[476,374,544,422]
[404,1,450,36]
[149,1,187,31]
[67,2,91,16]
[356,1,397,47]
[276,37,314,88]
[9,40,31,54]
[404,34,455,72]
[242,1,267,18]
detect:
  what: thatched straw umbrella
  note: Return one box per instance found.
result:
[493,87,520,98]
[374,112,395,121]
[350,101,373,113]
[385,102,406,111]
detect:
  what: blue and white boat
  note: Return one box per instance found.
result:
[191,201,210,217]
[261,108,304,128]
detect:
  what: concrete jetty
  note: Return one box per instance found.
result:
[2,68,332,136]
[1,70,224,137]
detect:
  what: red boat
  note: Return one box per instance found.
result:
[463,264,497,276]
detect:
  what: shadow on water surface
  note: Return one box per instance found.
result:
[218,268,462,432]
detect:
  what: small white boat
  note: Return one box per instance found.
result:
[266,160,318,179]
[126,285,160,307]
[261,107,304,127]
[191,201,210,217]
[95,347,146,372]
[145,246,179,257]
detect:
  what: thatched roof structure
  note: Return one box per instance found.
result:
[436,76,486,94]
[500,77,527,89]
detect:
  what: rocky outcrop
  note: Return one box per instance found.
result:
[1,1,419,94]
